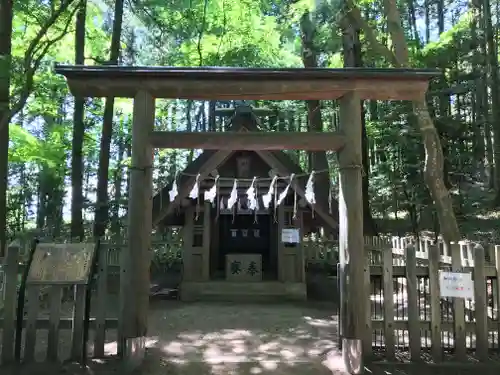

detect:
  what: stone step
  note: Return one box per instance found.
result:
[180,281,307,302]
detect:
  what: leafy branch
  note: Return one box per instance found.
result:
[340,0,400,67]
[0,0,80,131]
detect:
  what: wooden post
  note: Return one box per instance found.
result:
[450,242,466,359]
[297,210,305,283]
[405,245,420,361]
[202,201,211,280]
[473,244,487,361]
[427,244,442,362]
[1,242,20,363]
[93,243,109,357]
[182,207,194,282]
[382,245,395,359]
[119,90,155,369]
[338,91,365,374]
[277,204,285,281]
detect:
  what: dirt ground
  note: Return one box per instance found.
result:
[1,300,348,374]
[2,300,500,375]
[141,300,343,375]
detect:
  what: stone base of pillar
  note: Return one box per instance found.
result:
[342,338,363,374]
[119,337,146,372]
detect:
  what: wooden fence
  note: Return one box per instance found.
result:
[2,235,500,364]
[0,242,117,364]
[365,237,500,362]
[0,238,180,364]
[303,235,485,266]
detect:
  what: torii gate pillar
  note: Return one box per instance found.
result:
[118,90,155,366]
[338,91,366,374]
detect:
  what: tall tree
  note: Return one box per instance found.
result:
[93,0,125,238]
[299,12,335,224]
[1,0,77,250]
[482,0,500,205]
[71,0,87,240]
[341,17,377,235]
[0,0,13,255]
[346,0,461,243]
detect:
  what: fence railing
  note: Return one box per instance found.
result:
[365,240,500,362]
[303,234,496,267]
[0,242,117,364]
[3,234,500,363]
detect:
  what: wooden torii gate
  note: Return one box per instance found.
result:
[55,65,438,373]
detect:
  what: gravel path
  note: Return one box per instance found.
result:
[1,300,347,375]
[4,300,500,375]
[140,301,342,375]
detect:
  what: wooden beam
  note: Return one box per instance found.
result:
[338,91,365,373]
[55,65,438,101]
[0,317,118,330]
[119,90,154,366]
[149,131,346,151]
[65,77,429,101]
[214,107,275,117]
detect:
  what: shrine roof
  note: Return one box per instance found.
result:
[54,65,440,101]
[152,105,338,230]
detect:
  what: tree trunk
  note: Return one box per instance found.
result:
[111,132,125,236]
[476,2,495,187]
[300,12,334,223]
[437,0,445,34]
[346,0,461,243]
[424,0,430,43]
[483,0,500,204]
[470,7,486,178]
[208,101,216,131]
[71,0,87,241]
[341,18,377,235]
[0,0,13,256]
[93,0,125,238]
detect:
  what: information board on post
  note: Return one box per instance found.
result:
[439,271,474,299]
[27,243,96,285]
[281,228,300,243]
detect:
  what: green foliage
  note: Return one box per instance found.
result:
[3,0,500,242]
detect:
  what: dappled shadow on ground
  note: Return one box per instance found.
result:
[4,301,500,375]
[104,301,345,375]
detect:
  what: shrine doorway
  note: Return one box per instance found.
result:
[217,213,275,280]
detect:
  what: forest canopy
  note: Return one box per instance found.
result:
[0,0,499,252]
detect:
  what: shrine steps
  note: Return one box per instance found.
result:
[180,281,307,302]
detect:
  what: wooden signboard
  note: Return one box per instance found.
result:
[439,271,474,299]
[281,228,300,243]
[27,243,96,285]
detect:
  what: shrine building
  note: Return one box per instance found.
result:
[152,104,338,301]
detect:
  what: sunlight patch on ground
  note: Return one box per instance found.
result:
[95,303,345,374]
[475,211,500,219]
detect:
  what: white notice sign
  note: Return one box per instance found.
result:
[281,228,300,243]
[439,271,474,299]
